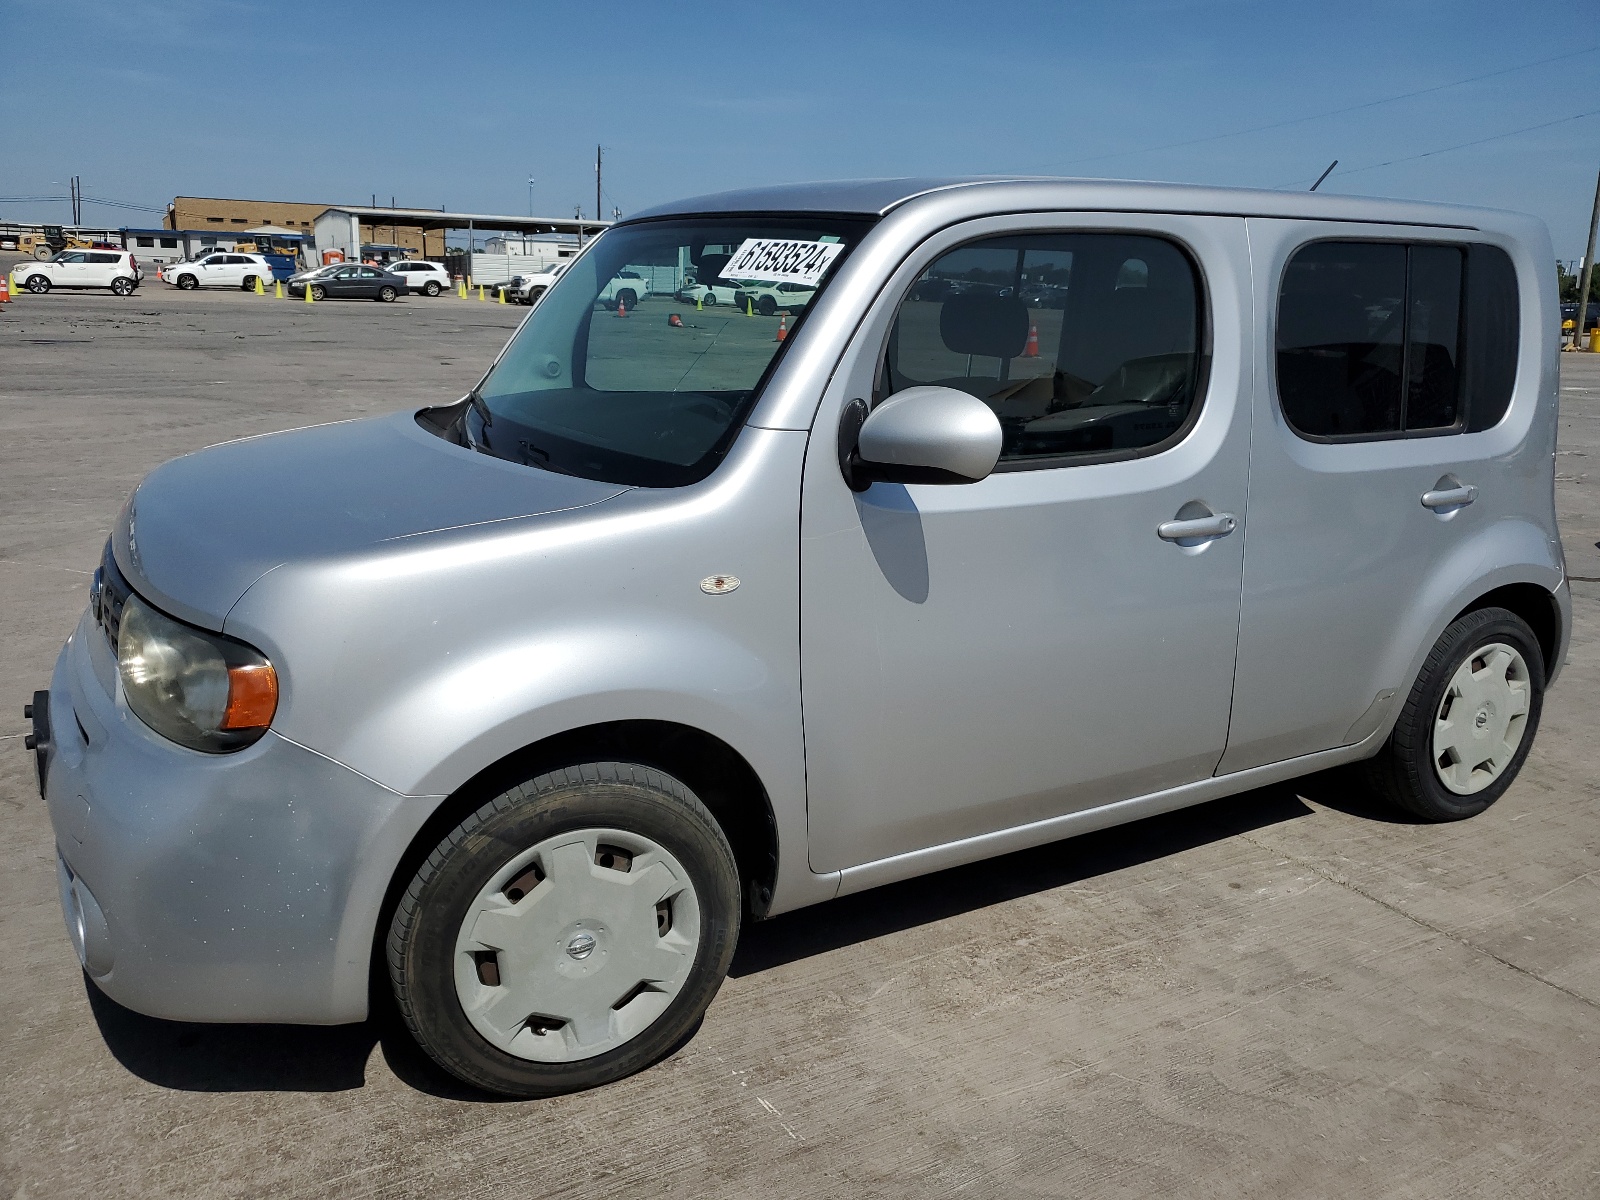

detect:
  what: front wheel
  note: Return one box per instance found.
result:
[310,284,327,301]
[25,275,51,293]
[387,762,740,1098]
[756,295,777,317]
[176,274,198,290]
[111,277,134,296]
[33,245,52,260]
[1363,607,1545,821]
[378,285,398,302]
[424,281,441,297]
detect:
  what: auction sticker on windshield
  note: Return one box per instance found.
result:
[719,238,845,286]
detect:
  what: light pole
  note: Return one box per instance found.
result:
[1577,164,1600,350]
[528,175,535,218]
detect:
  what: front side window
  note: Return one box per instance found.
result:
[881,232,1205,466]
[469,216,871,486]
[1276,239,1518,439]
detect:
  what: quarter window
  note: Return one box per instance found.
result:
[881,232,1205,466]
[1276,240,1519,439]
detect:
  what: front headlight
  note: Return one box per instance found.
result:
[117,594,278,752]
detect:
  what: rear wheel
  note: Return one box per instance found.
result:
[424,280,441,297]
[1363,607,1544,821]
[110,277,134,296]
[33,245,52,260]
[241,275,257,291]
[617,288,637,310]
[387,762,740,1098]
[378,285,398,302]
[701,290,716,307]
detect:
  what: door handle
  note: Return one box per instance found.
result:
[1157,513,1237,541]
[1421,484,1477,510]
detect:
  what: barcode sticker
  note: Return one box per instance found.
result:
[719,238,845,285]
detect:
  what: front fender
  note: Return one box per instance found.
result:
[343,617,796,799]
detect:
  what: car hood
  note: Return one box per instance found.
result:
[113,410,631,630]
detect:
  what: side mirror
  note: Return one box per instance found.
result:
[839,387,1003,492]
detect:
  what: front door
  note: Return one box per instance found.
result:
[1219,221,1527,772]
[801,213,1255,874]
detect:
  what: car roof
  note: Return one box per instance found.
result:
[625,175,1527,230]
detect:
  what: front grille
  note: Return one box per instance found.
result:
[95,541,131,656]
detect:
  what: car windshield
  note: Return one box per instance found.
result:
[467,216,871,487]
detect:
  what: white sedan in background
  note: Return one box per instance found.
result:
[159,253,276,291]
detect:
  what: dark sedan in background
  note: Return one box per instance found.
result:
[286,263,406,301]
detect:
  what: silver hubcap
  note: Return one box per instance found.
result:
[1432,641,1531,795]
[452,827,701,1063]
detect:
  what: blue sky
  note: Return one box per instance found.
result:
[3,0,1598,257]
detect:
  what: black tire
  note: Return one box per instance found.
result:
[424,281,441,297]
[310,284,327,301]
[25,275,50,294]
[33,246,52,260]
[177,274,198,291]
[701,290,716,307]
[387,761,741,1098]
[1363,607,1545,822]
[378,285,398,302]
[241,275,257,291]
[617,288,638,310]
[756,295,777,317]
[111,277,134,296]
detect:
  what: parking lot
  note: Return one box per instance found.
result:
[3,267,1600,1198]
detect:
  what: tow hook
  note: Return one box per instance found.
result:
[23,690,50,797]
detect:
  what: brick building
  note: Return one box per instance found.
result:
[167,196,447,257]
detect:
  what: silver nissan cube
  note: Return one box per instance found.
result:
[31,179,1569,1097]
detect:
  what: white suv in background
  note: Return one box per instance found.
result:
[514,260,569,304]
[388,260,452,296]
[159,253,276,291]
[12,249,142,296]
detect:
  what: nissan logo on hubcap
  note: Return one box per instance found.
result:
[566,932,597,960]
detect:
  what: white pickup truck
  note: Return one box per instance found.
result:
[512,261,569,305]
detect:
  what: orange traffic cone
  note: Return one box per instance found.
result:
[0,273,9,304]
[668,312,684,327]
[1022,323,1039,357]
[617,297,628,317]
[774,312,788,342]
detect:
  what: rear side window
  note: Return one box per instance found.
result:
[1276,240,1519,440]
[882,232,1206,467]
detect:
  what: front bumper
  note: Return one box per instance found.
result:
[40,609,438,1024]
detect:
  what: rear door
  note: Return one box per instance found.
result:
[1220,221,1525,771]
[801,212,1255,873]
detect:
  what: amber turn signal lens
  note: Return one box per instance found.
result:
[221,662,278,730]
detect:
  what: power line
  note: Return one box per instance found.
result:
[1031,43,1600,172]
[1273,107,1600,188]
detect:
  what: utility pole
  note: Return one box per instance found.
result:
[1578,163,1600,349]
[595,145,602,227]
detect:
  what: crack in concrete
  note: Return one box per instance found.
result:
[1241,833,1600,1015]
